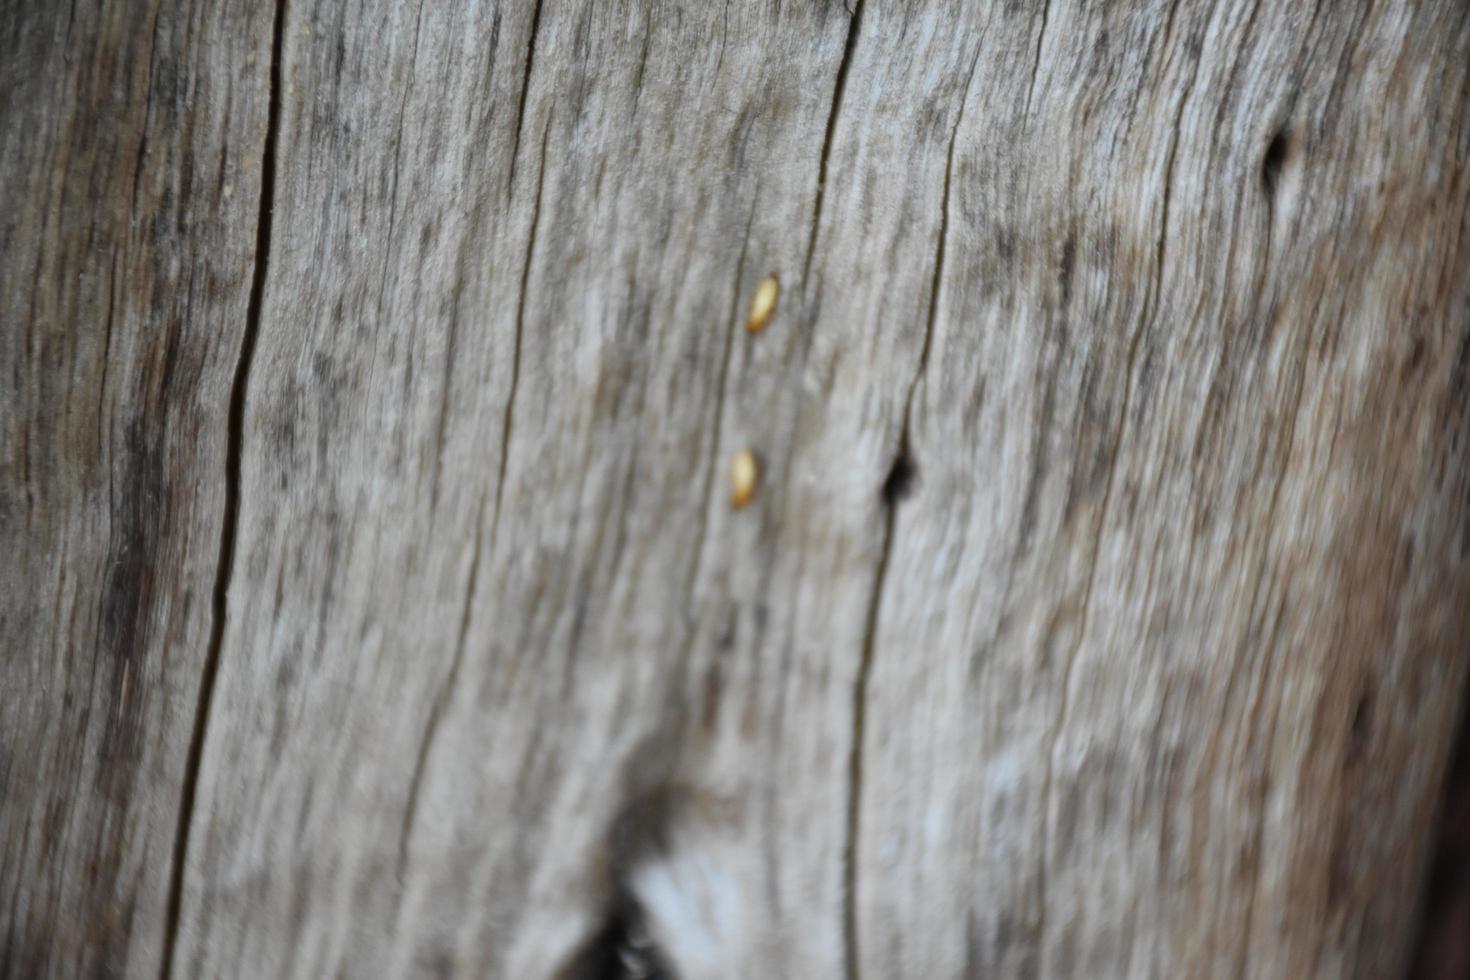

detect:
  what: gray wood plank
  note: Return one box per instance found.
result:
[7,0,1468,977]
[0,1,273,977]
[173,0,866,975]
[856,2,1470,977]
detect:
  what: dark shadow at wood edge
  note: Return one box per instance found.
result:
[1409,667,1470,979]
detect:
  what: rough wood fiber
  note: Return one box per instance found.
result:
[1,1,272,977]
[856,3,1470,977]
[4,1,1468,979]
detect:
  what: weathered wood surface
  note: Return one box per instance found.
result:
[4,0,1469,977]
[2,0,272,976]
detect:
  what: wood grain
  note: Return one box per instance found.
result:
[1,0,272,976]
[856,2,1470,976]
[4,0,1468,977]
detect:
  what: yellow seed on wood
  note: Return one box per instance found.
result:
[746,274,779,334]
[730,449,759,508]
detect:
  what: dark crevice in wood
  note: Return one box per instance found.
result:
[1410,674,1470,979]
[558,896,675,980]
[880,447,916,506]
[63,0,80,51]
[844,431,917,979]
[801,0,863,284]
[401,84,557,882]
[558,788,683,980]
[891,38,980,451]
[126,0,164,221]
[1260,125,1288,196]
[505,0,545,200]
[843,44,981,980]
[1347,684,1372,762]
[158,1,286,977]
[844,469,892,980]
[1023,0,1051,119]
[631,23,654,113]
[395,505,477,878]
[607,783,678,875]
[371,0,426,404]
[491,112,552,540]
[97,249,119,461]
[429,307,460,516]
[713,0,732,78]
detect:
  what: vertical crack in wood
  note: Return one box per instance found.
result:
[158,1,286,977]
[396,483,483,880]
[1033,2,1200,968]
[491,112,552,541]
[843,46,980,980]
[126,0,165,226]
[631,24,656,113]
[775,0,867,559]
[430,310,461,517]
[63,0,80,53]
[432,13,507,516]
[1023,0,1051,121]
[845,484,892,980]
[98,250,120,462]
[505,0,546,200]
[713,0,733,81]
[400,107,556,884]
[373,0,427,372]
[801,0,864,285]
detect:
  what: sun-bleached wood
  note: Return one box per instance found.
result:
[4,0,1468,977]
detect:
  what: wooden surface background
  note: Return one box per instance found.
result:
[4,0,1469,977]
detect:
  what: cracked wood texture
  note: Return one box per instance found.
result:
[3,0,1468,977]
